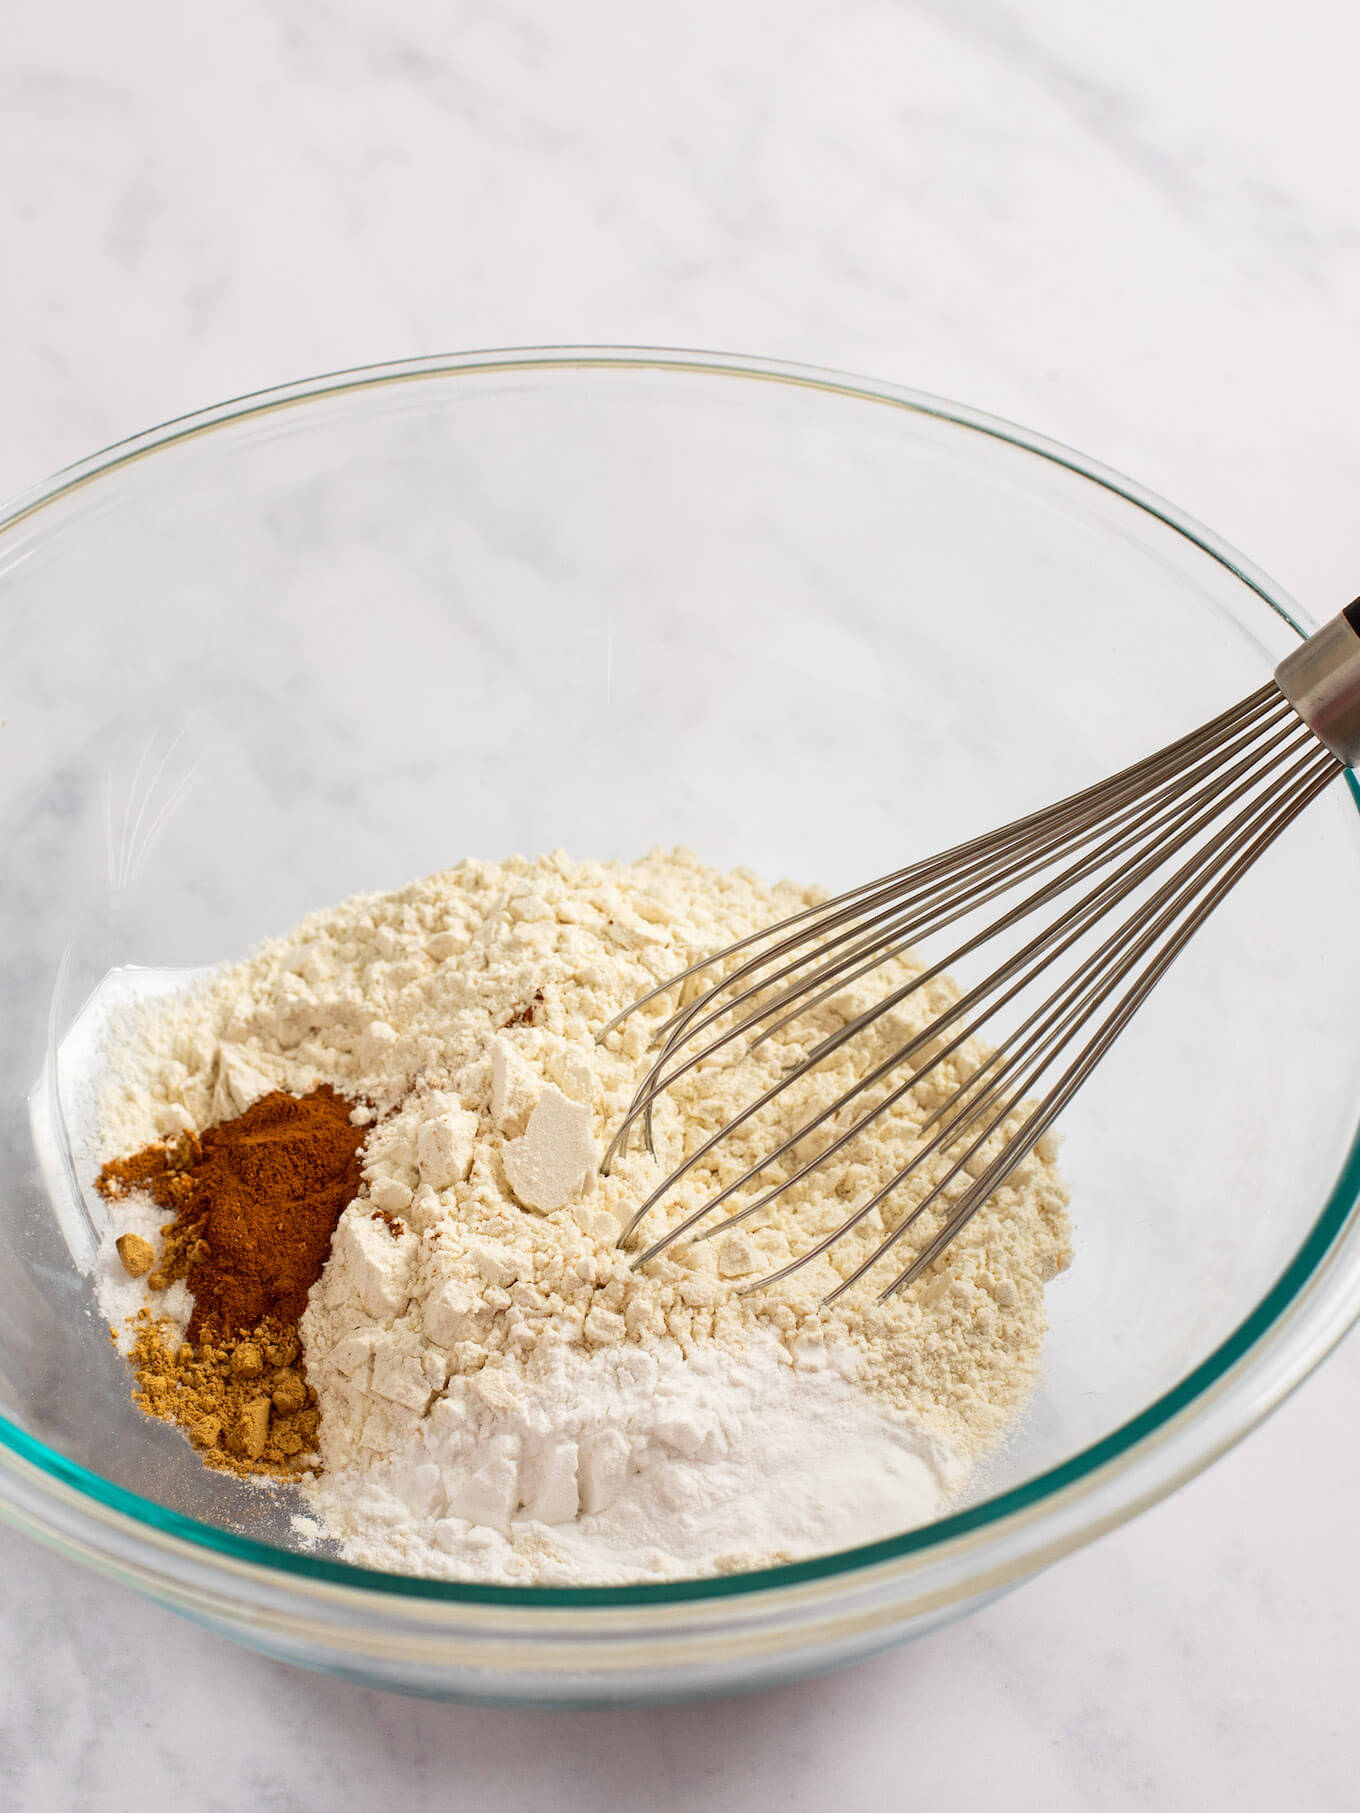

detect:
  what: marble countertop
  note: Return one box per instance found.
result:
[3,1,1359,1805]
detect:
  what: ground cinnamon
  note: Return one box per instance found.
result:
[98,1086,366,1476]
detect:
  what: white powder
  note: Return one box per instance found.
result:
[94,1191,194,1354]
[301,1336,952,1585]
[95,847,1072,1584]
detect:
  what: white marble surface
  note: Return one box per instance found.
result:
[2,0,1359,1804]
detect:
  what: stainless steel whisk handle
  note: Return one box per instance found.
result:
[1275,600,1360,768]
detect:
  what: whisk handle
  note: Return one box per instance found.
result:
[1275,605,1360,769]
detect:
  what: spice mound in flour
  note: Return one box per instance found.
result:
[95,848,1072,1578]
[97,1087,364,1475]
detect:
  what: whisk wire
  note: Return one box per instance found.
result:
[601,684,1285,1061]
[601,657,1351,1302]
[860,745,1344,1302]
[620,698,1313,1248]
[638,730,1333,1276]
[613,687,1296,1148]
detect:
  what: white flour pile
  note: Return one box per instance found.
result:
[96,847,1072,1584]
[294,1333,947,1584]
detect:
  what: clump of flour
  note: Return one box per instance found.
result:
[96,847,1071,1583]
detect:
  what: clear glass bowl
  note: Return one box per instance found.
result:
[2,348,1359,1705]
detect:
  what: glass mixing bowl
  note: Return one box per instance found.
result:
[2,348,1358,1705]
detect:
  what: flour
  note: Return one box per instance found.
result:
[296,1335,952,1585]
[96,847,1071,1583]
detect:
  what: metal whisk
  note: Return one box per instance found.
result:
[602,603,1360,1303]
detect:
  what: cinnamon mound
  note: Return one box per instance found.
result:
[98,1086,367,1476]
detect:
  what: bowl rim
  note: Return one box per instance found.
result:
[3,343,1359,1613]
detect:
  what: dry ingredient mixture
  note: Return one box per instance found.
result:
[97,1088,364,1472]
[95,848,1071,1584]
